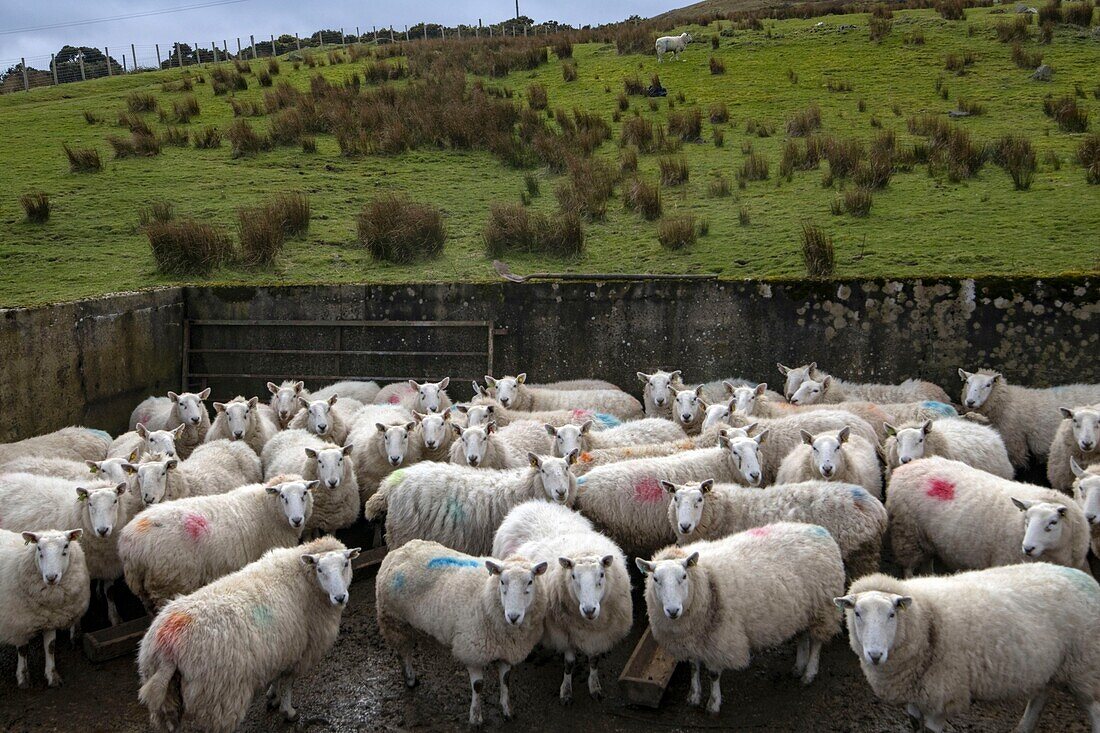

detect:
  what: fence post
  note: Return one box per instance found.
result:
[223,40,228,56]
[271,34,276,57]
[195,42,202,67]
[478,19,481,37]
[441,25,446,40]
[104,48,110,77]
[250,35,256,59]
[237,37,242,57]
[404,25,409,41]
[372,25,376,42]
[155,43,161,67]
[389,26,394,42]
[80,52,87,80]
[295,33,301,52]
[356,26,360,40]
[341,28,346,47]
[177,44,183,68]
[423,24,427,41]
[122,56,127,73]
[20,58,28,92]
[131,44,137,71]
[51,53,58,85]
[320,32,325,50]
[212,42,218,63]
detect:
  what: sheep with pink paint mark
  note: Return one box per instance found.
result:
[119,477,313,611]
[129,389,212,459]
[0,426,112,466]
[261,429,360,536]
[375,378,453,414]
[775,427,884,499]
[286,394,363,445]
[638,522,844,715]
[886,456,1089,577]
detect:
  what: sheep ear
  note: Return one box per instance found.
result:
[173,424,186,438]
[922,420,933,434]
[137,423,148,438]
[485,422,496,435]
[1071,458,1087,478]
[699,478,714,493]
[669,370,681,381]
[717,429,730,448]
[581,420,593,434]
[821,375,831,388]
[694,385,703,397]
[248,396,260,408]
[298,397,310,408]
[345,547,361,560]
[754,429,769,445]
[801,429,814,445]
[566,449,579,466]
[408,380,421,391]
[300,554,319,567]
[168,391,180,403]
[808,362,817,372]
[601,554,615,568]
[114,482,128,496]
[213,402,226,413]
[722,380,736,395]
[304,447,318,459]
[683,552,699,568]
[838,426,851,443]
[198,388,211,400]
[777,363,791,375]
[528,452,541,469]
[558,557,574,569]
[122,463,137,475]
[413,412,425,423]
[483,376,497,388]
[485,405,495,415]
[883,423,897,437]
[166,459,179,470]
[376,423,387,434]
[450,423,463,437]
[328,394,339,406]
[1060,407,1074,420]
[755,383,767,395]
[22,531,39,545]
[894,596,913,610]
[456,404,469,414]
[743,422,759,435]
[1011,497,1031,512]
[76,487,90,501]
[267,382,280,395]
[437,377,450,390]
[637,371,651,384]
[266,485,281,495]
[516,373,527,384]
[342,443,354,455]
[1057,506,1068,517]
[485,560,503,575]
[958,368,971,381]
[659,479,677,494]
[635,558,654,575]
[470,382,484,397]
[531,561,548,576]
[833,595,856,610]
[295,381,305,392]
[85,460,100,473]
[404,421,416,432]
[442,410,451,422]
[544,424,557,437]
[305,480,320,492]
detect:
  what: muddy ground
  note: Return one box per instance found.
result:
[0,570,1094,733]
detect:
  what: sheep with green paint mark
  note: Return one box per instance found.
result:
[883,417,1013,479]
[376,538,549,726]
[775,427,884,499]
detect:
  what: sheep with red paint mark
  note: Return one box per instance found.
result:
[206,396,280,455]
[1049,405,1100,493]
[886,456,1089,576]
[778,362,951,405]
[665,478,887,579]
[345,404,420,501]
[0,426,112,467]
[118,478,314,611]
[261,429,360,536]
[129,389,211,459]
[883,417,1013,479]
[775,427,884,499]
[482,373,643,420]
[638,522,844,715]
[127,439,262,509]
[138,536,357,732]
[375,378,453,414]
[286,394,363,445]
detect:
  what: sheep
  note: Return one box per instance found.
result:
[365,452,581,556]
[129,389,211,458]
[483,374,643,420]
[468,384,620,429]
[637,522,844,714]
[655,32,692,62]
[0,528,89,688]
[665,478,887,579]
[546,418,686,458]
[532,379,620,391]
[414,410,457,461]
[267,380,307,428]
[0,455,134,492]
[375,378,453,414]
[572,426,746,475]
[346,406,421,501]
[0,473,132,625]
[491,501,632,704]
[573,430,768,556]
[959,369,1100,470]
[205,396,280,455]
[107,423,182,461]
[310,379,380,405]
[286,394,363,445]
[0,426,112,466]
[261,429,360,536]
[774,427,884,499]
[671,386,707,434]
[376,538,550,726]
[128,438,262,507]
[138,536,357,732]
[497,419,557,455]
[450,423,527,469]
[788,374,956,417]
[730,383,898,441]
[1049,405,1100,492]
[637,370,684,418]
[886,456,1089,575]
[1071,459,1100,556]
[837,564,1100,733]
[778,362,951,405]
[883,418,1013,479]
[118,478,314,612]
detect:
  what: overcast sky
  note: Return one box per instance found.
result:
[1,0,676,65]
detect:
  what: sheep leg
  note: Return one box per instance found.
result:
[793,634,810,677]
[1087,700,1100,733]
[587,654,603,700]
[105,579,122,626]
[688,660,702,707]
[1015,687,1049,733]
[402,655,417,688]
[498,662,513,720]
[277,673,298,722]
[69,620,82,648]
[43,629,61,687]
[559,650,575,704]
[705,666,723,716]
[15,645,29,688]
[801,637,823,685]
[467,666,484,726]
[906,703,923,731]
[922,711,947,732]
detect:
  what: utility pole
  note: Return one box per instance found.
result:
[516,0,520,19]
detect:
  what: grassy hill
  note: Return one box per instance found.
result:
[1,5,1098,307]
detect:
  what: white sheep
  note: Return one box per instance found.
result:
[638,522,843,714]
[266,380,307,428]
[495,419,557,455]
[531,379,620,391]
[118,478,314,611]
[637,370,684,418]
[138,536,357,731]
[128,438,262,507]
[671,386,706,434]
[0,528,89,688]
[376,539,549,726]
[546,418,686,458]
[286,394,363,445]
[375,378,453,414]
[261,429,360,536]
[310,379,380,405]
[414,410,457,461]
[491,501,632,704]
[959,369,1100,470]
[483,374,643,420]
[0,426,112,466]
[665,478,887,579]
[468,385,617,429]
[1071,458,1100,556]
[0,455,133,491]
[655,32,692,62]
[774,427,884,499]
[449,423,527,469]
[838,564,1100,733]
[129,389,211,458]
[107,423,182,461]
[778,362,951,404]
[365,452,581,556]
[1049,405,1100,492]
[884,418,1013,479]
[205,396,279,455]
[346,406,420,501]
[572,430,731,475]
[886,456,1089,575]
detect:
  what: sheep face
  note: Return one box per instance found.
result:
[268,381,304,424]
[805,427,851,479]
[410,378,450,413]
[133,458,179,505]
[1062,407,1100,454]
[778,362,815,401]
[835,591,911,666]
[636,552,698,620]
[216,397,259,440]
[701,401,733,431]
[673,386,704,426]
[306,445,352,489]
[719,430,766,486]
[559,554,615,621]
[1013,499,1068,559]
[455,424,494,467]
[22,529,83,586]
[137,424,180,457]
[302,548,359,607]
[168,388,210,427]
[730,385,765,415]
[530,451,579,504]
[1073,468,1100,525]
[958,369,999,410]
[377,423,415,466]
[790,376,829,406]
[889,422,932,465]
[77,483,127,538]
[638,370,681,409]
[89,457,137,492]
[301,397,338,438]
[484,373,526,408]
[266,480,316,530]
[547,421,592,458]
[460,404,494,427]
[663,479,713,536]
[415,411,450,450]
[485,558,548,627]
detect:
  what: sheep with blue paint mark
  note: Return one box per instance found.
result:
[887,456,1089,577]
[450,423,528,469]
[665,478,887,578]
[1049,405,1100,492]
[0,426,112,467]
[129,389,212,459]
[775,427,884,499]
[376,538,550,726]
[138,536,357,732]
[884,417,1013,479]
[492,501,633,704]
[638,522,844,715]
[286,394,364,445]
[778,363,951,405]
[261,429,360,536]
[838,563,1100,733]
[482,373,643,421]
[365,452,580,556]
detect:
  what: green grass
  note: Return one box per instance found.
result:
[1,7,1098,307]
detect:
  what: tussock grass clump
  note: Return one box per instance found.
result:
[483,203,584,258]
[621,116,655,152]
[709,57,726,74]
[1038,1,1062,25]
[146,219,234,274]
[617,93,630,112]
[63,144,102,173]
[620,146,639,174]
[936,0,967,20]
[623,177,663,220]
[708,102,729,124]
[257,70,273,87]
[211,68,247,95]
[234,60,252,74]
[844,187,874,216]
[658,156,690,186]
[1077,133,1100,184]
[1062,1,1095,25]
[995,17,1032,43]
[363,61,408,84]
[108,132,161,158]
[709,175,732,198]
[738,206,751,226]
[226,119,273,158]
[739,152,770,182]
[357,194,446,263]
[166,95,200,123]
[614,25,655,55]
[993,135,1037,190]
[193,126,221,149]
[562,61,578,82]
[160,126,190,147]
[1043,95,1089,132]
[118,111,154,136]
[523,173,540,199]
[229,98,263,117]
[668,108,703,142]
[267,57,281,75]
[869,16,893,42]
[623,75,645,96]
[944,51,977,74]
[904,29,926,45]
[83,110,102,125]
[956,98,986,116]
[237,204,285,266]
[162,77,193,93]
[657,215,697,250]
[712,127,725,148]
[786,103,822,137]
[553,38,573,59]
[826,79,853,93]
[745,118,775,137]
[527,83,548,110]
[1011,41,1043,69]
[20,192,50,223]
[824,137,866,181]
[301,136,317,153]
[269,108,304,145]
[270,192,310,235]
[801,223,835,277]
[555,156,616,221]
[126,92,156,113]
[853,132,896,189]
[137,201,174,228]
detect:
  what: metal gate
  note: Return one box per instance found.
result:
[181,319,501,399]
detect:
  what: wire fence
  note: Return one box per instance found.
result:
[0,20,568,94]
